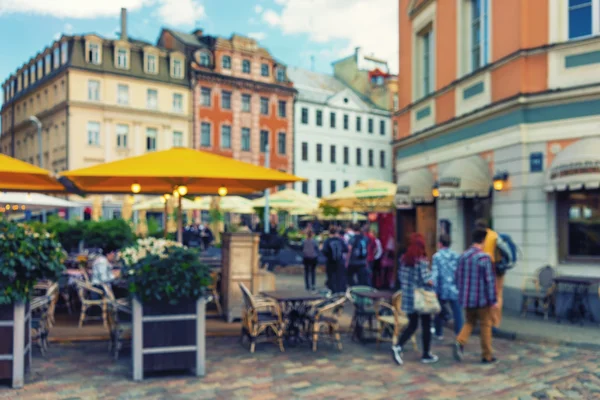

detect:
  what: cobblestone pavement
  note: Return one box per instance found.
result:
[1,334,599,400]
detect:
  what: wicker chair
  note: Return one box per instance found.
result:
[207,270,223,317]
[103,284,132,360]
[346,286,376,341]
[30,295,52,355]
[375,291,418,350]
[521,266,556,320]
[307,294,346,352]
[74,280,108,328]
[33,282,59,328]
[239,283,285,353]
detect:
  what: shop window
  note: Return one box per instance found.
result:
[463,197,492,247]
[559,190,600,259]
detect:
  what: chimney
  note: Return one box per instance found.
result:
[193,29,203,37]
[120,8,127,41]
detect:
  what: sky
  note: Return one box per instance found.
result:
[0,0,399,89]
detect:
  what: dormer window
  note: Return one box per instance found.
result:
[276,67,285,82]
[45,54,51,74]
[116,48,129,69]
[61,42,69,64]
[87,42,101,64]
[23,70,28,88]
[171,57,184,79]
[53,48,60,69]
[30,65,36,84]
[200,52,210,67]
[145,53,158,74]
[261,63,269,77]
[222,55,231,69]
[37,60,43,79]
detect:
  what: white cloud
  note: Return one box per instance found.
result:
[155,0,206,26]
[64,23,74,34]
[254,4,263,13]
[261,0,398,73]
[248,32,266,41]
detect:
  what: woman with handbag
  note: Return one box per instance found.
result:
[391,233,440,365]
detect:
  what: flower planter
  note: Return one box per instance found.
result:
[0,302,31,388]
[132,297,206,381]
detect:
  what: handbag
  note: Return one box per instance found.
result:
[413,288,441,314]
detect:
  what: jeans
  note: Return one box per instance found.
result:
[303,257,317,290]
[326,262,346,293]
[398,313,431,358]
[347,262,371,287]
[457,307,494,361]
[434,299,463,336]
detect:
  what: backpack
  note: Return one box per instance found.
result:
[326,238,344,263]
[496,233,518,274]
[351,235,368,261]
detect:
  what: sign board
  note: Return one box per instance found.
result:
[530,152,544,173]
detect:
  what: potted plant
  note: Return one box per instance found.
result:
[0,221,65,388]
[122,238,211,381]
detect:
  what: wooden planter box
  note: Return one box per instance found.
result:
[0,302,31,388]
[132,298,206,381]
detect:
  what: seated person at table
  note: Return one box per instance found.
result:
[90,250,115,299]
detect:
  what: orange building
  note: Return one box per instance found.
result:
[393,0,600,316]
[158,30,296,179]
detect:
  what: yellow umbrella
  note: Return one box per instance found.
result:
[252,189,319,211]
[133,196,197,211]
[193,196,255,214]
[299,213,367,222]
[322,179,396,212]
[0,154,65,192]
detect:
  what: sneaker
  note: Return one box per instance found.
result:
[391,345,403,365]
[421,353,439,364]
[453,342,464,362]
[434,335,444,341]
[482,357,498,364]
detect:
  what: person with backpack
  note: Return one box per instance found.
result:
[302,230,319,291]
[322,227,348,293]
[346,225,372,286]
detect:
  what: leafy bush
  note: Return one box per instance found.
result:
[82,219,135,254]
[127,246,211,305]
[0,221,66,304]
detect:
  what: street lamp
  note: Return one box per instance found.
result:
[28,116,46,223]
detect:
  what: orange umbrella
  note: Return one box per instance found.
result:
[0,154,65,192]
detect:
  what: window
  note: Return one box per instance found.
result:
[368,149,374,167]
[172,59,183,78]
[146,54,158,74]
[201,87,211,107]
[278,100,287,117]
[37,60,43,79]
[201,122,211,147]
[393,93,399,110]
[330,112,336,128]
[222,55,231,69]
[147,89,158,110]
[419,30,433,97]
[146,128,157,151]
[343,146,349,165]
[61,42,68,64]
[241,128,251,151]
[88,42,100,64]
[343,114,349,130]
[23,70,28,88]
[301,142,308,161]
[330,180,336,195]
[172,93,183,112]
[316,144,323,162]
[316,110,323,126]
[278,132,286,154]
[356,148,362,166]
[88,80,100,101]
[260,97,269,115]
[221,125,232,149]
[261,63,269,77]
[260,130,269,152]
[242,94,251,112]
[380,150,386,168]
[242,59,251,74]
[117,84,129,105]
[87,122,100,146]
[380,120,386,135]
[560,190,600,258]
[172,131,183,147]
[368,118,374,133]
[53,48,60,69]
[200,52,211,67]
[330,145,337,164]
[116,124,128,149]
[301,107,309,124]
[301,181,309,194]
[30,65,36,84]
[356,116,362,132]
[221,91,232,110]
[343,180,350,188]
[45,54,51,74]
[316,180,323,198]
[276,67,285,82]
[116,48,128,69]
[568,0,599,39]
[471,0,490,71]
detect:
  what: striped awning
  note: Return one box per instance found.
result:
[438,155,491,199]
[395,168,435,205]
[545,137,600,192]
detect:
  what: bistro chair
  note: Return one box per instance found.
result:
[103,284,132,360]
[307,294,346,352]
[33,282,59,328]
[57,273,74,315]
[207,270,223,317]
[74,280,108,328]
[30,295,52,355]
[375,291,417,350]
[521,265,556,320]
[239,283,285,353]
[346,286,377,341]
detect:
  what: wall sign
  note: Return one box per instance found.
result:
[530,152,544,173]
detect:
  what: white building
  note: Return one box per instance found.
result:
[287,67,392,198]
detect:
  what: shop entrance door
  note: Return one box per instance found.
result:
[463,197,492,247]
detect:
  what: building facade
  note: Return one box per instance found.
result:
[158,29,296,179]
[393,0,600,315]
[288,67,392,198]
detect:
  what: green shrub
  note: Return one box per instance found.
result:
[83,219,135,253]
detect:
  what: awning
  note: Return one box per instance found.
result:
[545,137,600,192]
[395,168,435,205]
[438,155,491,198]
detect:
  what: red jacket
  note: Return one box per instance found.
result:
[366,233,377,262]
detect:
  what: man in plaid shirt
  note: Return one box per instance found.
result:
[453,228,498,364]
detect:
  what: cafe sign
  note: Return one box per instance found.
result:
[550,160,600,180]
[439,177,461,188]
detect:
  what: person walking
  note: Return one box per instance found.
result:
[346,225,371,286]
[322,227,348,293]
[302,231,319,291]
[454,228,498,364]
[431,234,463,340]
[391,233,438,365]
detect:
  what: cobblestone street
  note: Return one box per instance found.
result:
[1,334,599,399]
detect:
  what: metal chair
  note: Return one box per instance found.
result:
[307,294,346,352]
[375,291,418,350]
[239,283,285,353]
[346,286,376,341]
[30,295,52,355]
[521,265,556,320]
[74,280,108,328]
[207,270,223,317]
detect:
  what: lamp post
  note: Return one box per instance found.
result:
[264,144,270,234]
[28,116,46,223]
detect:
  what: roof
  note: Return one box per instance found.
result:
[167,29,206,48]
